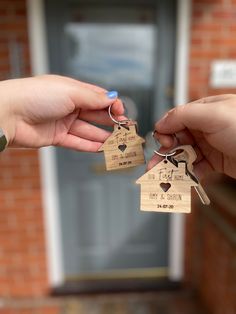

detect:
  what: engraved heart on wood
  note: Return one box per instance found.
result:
[160,182,171,192]
[118,144,127,152]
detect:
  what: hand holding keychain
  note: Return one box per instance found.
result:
[99,103,145,171]
[136,134,210,213]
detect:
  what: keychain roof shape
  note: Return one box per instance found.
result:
[136,158,198,213]
[99,123,145,171]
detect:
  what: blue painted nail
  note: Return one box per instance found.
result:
[106,91,118,99]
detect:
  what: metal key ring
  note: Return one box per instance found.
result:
[152,130,179,159]
[154,150,177,158]
[108,104,130,126]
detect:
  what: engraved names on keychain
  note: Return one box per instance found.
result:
[99,101,210,213]
[136,145,210,213]
[99,104,145,171]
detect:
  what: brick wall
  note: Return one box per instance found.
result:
[0,0,49,299]
[189,0,236,101]
[186,192,236,314]
[0,0,30,80]
[186,0,236,313]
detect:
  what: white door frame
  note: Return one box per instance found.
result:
[27,0,192,287]
[168,0,192,280]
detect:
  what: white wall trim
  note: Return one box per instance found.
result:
[168,0,192,281]
[27,0,191,286]
[27,0,64,286]
[27,0,49,75]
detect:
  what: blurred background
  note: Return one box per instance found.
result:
[0,0,235,313]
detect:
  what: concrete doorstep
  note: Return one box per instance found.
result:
[0,289,209,314]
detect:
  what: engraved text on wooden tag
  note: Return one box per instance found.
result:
[99,124,145,171]
[136,159,198,213]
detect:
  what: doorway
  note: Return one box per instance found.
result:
[44,0,177,291]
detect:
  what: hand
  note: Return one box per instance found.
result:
[149,94,236,179]
[0,75,124,152]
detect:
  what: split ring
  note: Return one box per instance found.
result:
[108,104,130,126]
[154,150,177,158]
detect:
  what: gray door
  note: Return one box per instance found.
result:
[45,0,176,282]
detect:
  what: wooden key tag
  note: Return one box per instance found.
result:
[99,104,145,171]
[99,122,145,171]
[136,152,198,213]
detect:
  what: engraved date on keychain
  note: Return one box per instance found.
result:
[136,145,210,213]
[99,104,145,171]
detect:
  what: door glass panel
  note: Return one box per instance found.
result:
[45,0,175,281]
[65,23,155,90]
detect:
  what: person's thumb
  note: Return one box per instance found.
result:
[155,102,213,134]
[71,86,124,115]
[155,106,186,134]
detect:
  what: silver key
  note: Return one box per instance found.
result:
[170,145,210,205]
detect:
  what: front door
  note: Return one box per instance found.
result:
[45,0,176,289]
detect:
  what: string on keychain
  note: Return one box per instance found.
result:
[108,103,131,129]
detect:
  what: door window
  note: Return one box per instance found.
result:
[45,0,176,286]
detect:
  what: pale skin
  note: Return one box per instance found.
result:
[1,78,236,179]
[0,75,125,152]
[149,94,236,180]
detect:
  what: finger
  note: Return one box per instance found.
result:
[69,119,111,142]
[153,128,198,150]
[174,129,195,146]
[193,144,205,165]
[147,154,162,170]
[58,134,103,152]
[193,158,214,180]
[70,84,124,113]
[47,75,107,93]
[42,75,124,115]
[153,133,176,148]
[191,94,234,104]
[80,110,127,126]
[79,82,107,93]
[69,78,125,114]
[76,80,124,114]
[110,99,125,115]
[155,102,224,135]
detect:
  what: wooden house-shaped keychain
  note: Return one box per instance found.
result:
[99,123,145,171]
[136,158,198,213]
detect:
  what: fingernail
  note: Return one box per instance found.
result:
[106,91,118,99]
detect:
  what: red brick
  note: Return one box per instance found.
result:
[209,37,236,47]
[229,25,236,32]
[212,10,236,19]
[41,308,60,314]
[190,38,205,46]
[14,7,26,17]
[191,22,224,33]
[187,2,236,314]
[190,49,223,60]
[193,0,225,4]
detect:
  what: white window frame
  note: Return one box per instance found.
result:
[27,0,192,287]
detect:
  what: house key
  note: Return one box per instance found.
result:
[170,145,210,205]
